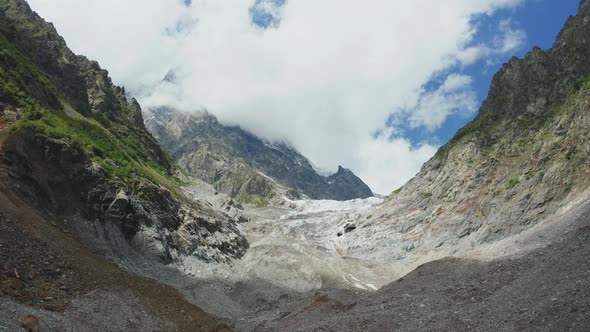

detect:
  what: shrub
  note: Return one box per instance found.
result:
[506,178,520,189]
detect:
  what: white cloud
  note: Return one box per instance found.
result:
[28,0,524,194]
[455,19,526,66]
[408,74,479,131]
[456,46,492,66]
[497,19,527,53]
[356,130,438,194]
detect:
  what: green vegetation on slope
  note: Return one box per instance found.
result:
[505,178,520,190]
[0,4,180,190]
[15,106,166,182]
[0,30,58,109]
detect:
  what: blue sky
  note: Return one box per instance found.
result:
[403,0,580,147]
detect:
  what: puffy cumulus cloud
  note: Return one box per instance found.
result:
[28,0,524,194]
[408,74,478,131]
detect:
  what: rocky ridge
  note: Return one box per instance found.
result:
[143,106,373,204]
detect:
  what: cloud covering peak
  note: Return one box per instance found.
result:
[28,0,525,194]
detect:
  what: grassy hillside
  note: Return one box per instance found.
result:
[0,0,180,188]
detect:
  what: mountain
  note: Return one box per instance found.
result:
[143,106,374,204]
[334,0,590,268]
[1,0,589,330]
[0,0,249,262]
[0,0,247,328]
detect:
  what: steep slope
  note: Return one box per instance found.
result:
[0,0,248,329]
[0,190,231,332]
[336,0,590,267]
[144,106,373,203]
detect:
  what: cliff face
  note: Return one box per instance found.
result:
[0,0,248,265]
[144,106,374,203]
[337,0,590,264]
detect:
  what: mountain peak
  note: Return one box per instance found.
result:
[144,106,374,202]
[326,165,373,200]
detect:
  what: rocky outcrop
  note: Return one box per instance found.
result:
[0,129,247,263]
[144,107,374,202]
[1,0,169,169]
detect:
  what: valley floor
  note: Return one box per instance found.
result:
[183,197,590,331]
[269,201,590,331]
[1,187,589,331]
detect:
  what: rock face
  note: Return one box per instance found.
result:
[0,0,247,264]
[336,0,590,265]
[144,106,374,203]
[326,166,375,201]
